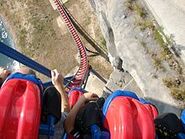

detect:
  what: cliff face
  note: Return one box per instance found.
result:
[143,0,185,64]
[90,0,182,114]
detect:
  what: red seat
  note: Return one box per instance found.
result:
[0,79,41,139]
[103,97,157,139]
[68,90,83,109]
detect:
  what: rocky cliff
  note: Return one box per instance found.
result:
[90,0,183,115]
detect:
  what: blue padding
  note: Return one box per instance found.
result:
[39,124,55,136]
[39,115,56,136]
[63,133,67,139]
[5,72,43,91]
[91,125,110,139]
[0,42,51,77]
[181,109,185,129]
[177,133,185,139]
[91,124,101,139]
[139,98,152,105]
[101,131,110,139]
[103,90,139,117]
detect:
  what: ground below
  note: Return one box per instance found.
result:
[0,0,112,82]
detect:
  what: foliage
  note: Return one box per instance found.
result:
[100,36,107,51]
[163,78,185,101]
[171,87,185,101]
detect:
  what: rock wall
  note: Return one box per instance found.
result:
[143,0,185,64]
[90,0,182,115]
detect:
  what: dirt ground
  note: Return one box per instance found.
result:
[61,0,113,79]
[0,0,112,81]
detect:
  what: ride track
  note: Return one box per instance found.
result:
[0,0,91,90]
[53,0,89,90]
[61,3,109,61]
